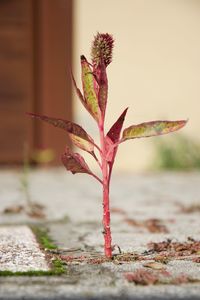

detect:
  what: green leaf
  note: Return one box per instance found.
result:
[71,72,90,114]
[122,120,187,141]
[81,55,101,122]
[27,113,94,153]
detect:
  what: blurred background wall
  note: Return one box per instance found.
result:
[0,0,199,171]
[0,0,72,165]
[73,0,200,171]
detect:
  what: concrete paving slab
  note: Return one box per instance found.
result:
[0,226,49,272]
[0,169,200,299]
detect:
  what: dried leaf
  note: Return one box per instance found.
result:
[143,262,166,270]
[192,257,200,263]
[27,206,46,219]
[124,269,158,285]
[172,274,193,284]
[122,120,187,141]
[148,239,200,257]
[124,218,168,233]
[110,207,127,216]
[144,219,169,233]
[81,55,101,122]
[125,269,196,285]
[179,204,200,214]
[3,205,24,214]
[27,113,94,153]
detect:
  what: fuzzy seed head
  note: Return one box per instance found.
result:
[91,32,114,68]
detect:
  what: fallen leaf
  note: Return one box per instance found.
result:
[124,269,158,285]
[3,205,24,214]
[179,204,200,214]
[192,257,200,263]
[124,218,169,233]
[143,261,166,270]
[110,207,127,216]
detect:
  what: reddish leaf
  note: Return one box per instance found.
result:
[124,269,159,285]
[61,148,103,184]
[107,107,128,143]
[96,60,108,117]
[61,148,92,175]
[122,120,187,141]
[27,113,94,153]
[105,107,128,162]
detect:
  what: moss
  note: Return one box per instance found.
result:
[0,259,65,277]
[0,227,66,276]
[31,226,57,250]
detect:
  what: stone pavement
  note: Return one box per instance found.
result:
[0,226,49,272]
[0,168,200,299]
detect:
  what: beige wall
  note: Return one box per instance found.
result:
[73,0,200,171]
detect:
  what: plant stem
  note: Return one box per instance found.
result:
[99,122,112,258]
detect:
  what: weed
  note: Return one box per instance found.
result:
[27,33,187,257]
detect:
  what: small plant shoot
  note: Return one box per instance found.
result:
[28,33,187,258]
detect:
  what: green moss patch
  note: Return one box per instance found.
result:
[0,259,65,277]
[0,227,66,277]
[31,226,57,250]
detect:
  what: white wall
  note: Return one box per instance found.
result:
[73,0,200,171]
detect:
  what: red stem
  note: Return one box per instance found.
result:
[99,121,112,258]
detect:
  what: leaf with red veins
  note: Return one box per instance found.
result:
[105,107,128,162]
[122,120,187,141]
[81,55,101,122]
[61,148,93,175]
[27,113,94,154]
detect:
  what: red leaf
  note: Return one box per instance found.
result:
[105,107,128,162]
[95,60,108,117]
[107,107,128,143]
[61,148,103,184]
[61,148,92,175]
[124,269,159,285]
[27,113,94,153]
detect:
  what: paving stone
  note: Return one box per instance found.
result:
[0,169,200,299]
[0,226,49,272]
